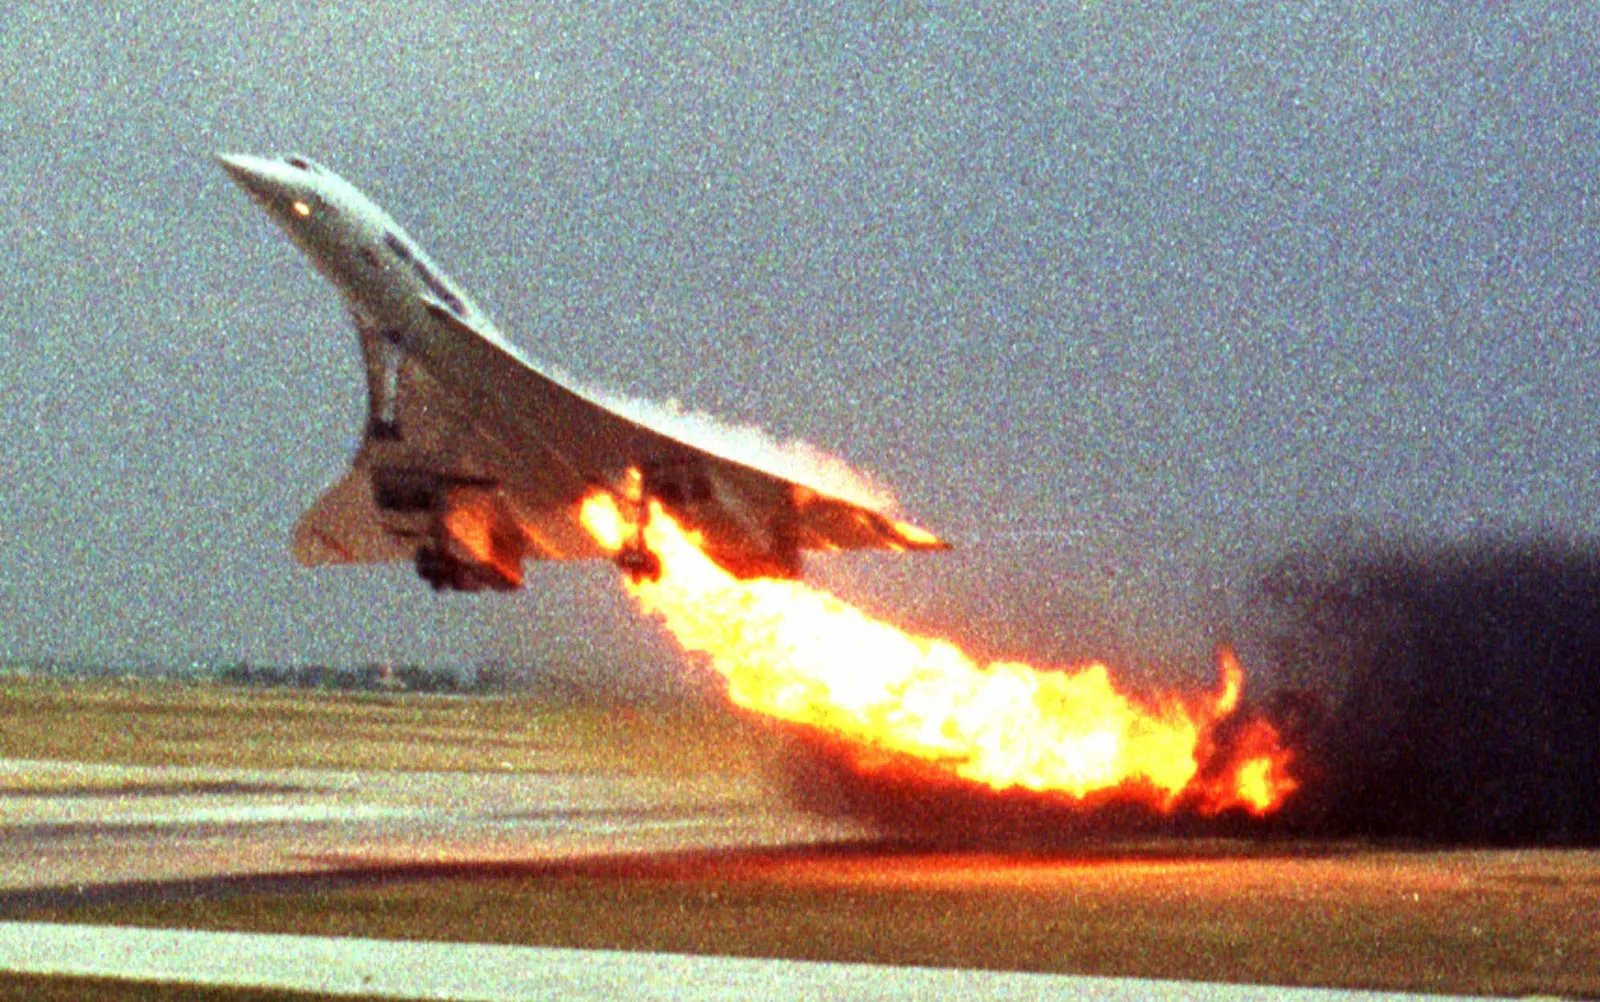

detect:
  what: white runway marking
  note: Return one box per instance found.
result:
[0,922,1493,1002]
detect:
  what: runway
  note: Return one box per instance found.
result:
[0,756,855,902]
[0,922,1490,1002]
[0,756,1564,1000]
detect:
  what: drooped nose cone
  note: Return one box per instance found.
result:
[215,152,283,204]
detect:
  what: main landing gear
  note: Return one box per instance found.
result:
[616,542,662,584]
[611,469,663,584]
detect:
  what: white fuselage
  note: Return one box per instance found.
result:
[216,153,516,359]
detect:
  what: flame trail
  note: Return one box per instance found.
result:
[580,493,1296,815]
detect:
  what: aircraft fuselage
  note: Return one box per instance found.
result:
[219,153,947,591]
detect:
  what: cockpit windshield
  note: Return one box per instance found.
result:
[384,230,466,317]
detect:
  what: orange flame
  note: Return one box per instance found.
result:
[579,492,1296,815]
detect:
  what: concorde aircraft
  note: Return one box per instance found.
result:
[218,153,945,591]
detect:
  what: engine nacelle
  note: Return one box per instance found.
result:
[372,467,446,513]
[640,460,803,581]
[371,467,528,592]
[414,545,519,592]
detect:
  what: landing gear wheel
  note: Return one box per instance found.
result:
[415,547,447,590]
[367,417,401,441]
[617,544,662,584]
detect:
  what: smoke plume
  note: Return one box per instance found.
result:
[1251,535,1600,844]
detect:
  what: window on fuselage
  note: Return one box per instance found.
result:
[410,257,466,317]
[382,231,465,317]
[383,232,413,261]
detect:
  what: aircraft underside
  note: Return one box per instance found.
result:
[366,460,803,592]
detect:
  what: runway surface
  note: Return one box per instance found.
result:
[0,921,1492,1002]
[0,757,1544,1000]
[0,756,855,903]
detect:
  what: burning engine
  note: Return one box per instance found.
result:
[371,466,528,593]
[628,461,803,582]
[414,544,518,592]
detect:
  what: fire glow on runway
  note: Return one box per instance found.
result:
[580,493,1297,815]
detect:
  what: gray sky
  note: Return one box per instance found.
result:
[2,4,1596,691]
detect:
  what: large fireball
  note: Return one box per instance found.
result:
[580,492,1296,815]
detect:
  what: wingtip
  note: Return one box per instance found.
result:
[892,517,951,551]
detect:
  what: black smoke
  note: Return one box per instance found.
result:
[1252,535,1600,844]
